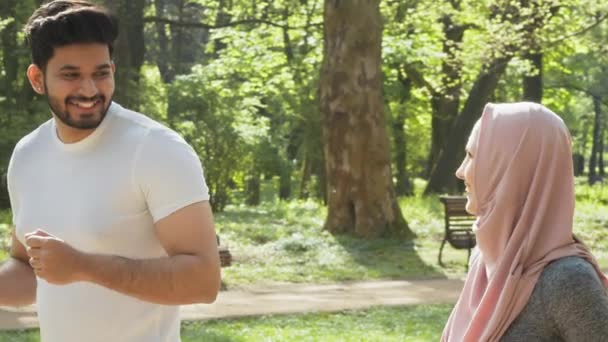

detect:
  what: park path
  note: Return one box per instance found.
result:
[0,277,465,330]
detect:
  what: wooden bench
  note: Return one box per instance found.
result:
[438,196,476,269]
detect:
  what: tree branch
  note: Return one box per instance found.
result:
[401,63,439,97]
[545,12,608,47]
[143,16,323,31]
[546,83,608,106]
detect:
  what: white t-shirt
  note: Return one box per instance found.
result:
[7,102,209,342]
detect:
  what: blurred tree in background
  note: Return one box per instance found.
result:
[1,0,607,237]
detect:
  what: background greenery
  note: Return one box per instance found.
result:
[1,0,608,210]
[1,0,607,340]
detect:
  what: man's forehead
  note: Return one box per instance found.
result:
[46,43,111,69]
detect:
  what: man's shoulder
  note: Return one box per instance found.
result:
[13,119,53,156]
[111,103,183,143]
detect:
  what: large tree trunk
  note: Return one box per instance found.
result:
[425,58,510,194]
[589,96,604,184]
[106,0,146,109]
[320,0,413,238]
[523,52,543,103]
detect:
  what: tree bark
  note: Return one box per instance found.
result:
[426,13,465,176]
[599,123,605,177]
[394,72,413,196]
[245,171,261,206]
[320,0,413,238]
[523,52,543,103]
[589,95,603,184]
[154,0,174,83]
[298,155,312,199]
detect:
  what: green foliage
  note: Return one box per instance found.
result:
[0,18,14,32]
[155,0,325,207]
[0,0,606,231]
[138,63,168,122]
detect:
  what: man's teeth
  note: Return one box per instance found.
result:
[70,100,98,108]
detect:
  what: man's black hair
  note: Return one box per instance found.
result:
[24,1,118,70]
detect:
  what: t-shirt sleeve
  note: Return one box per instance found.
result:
[134,128,210,223]
[6,148,19,226]
[542,257,608,341]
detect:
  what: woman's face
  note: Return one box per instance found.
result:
[456,124,480,215]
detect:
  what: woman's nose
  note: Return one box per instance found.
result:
[455,161,465,180]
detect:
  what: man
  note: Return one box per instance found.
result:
[0,1,221,341]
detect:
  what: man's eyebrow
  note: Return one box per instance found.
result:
[58,63,112,71]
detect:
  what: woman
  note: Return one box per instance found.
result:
[441,102,608,341]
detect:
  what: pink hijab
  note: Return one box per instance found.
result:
[441,102,608,341]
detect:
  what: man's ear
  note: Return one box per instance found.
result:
[26,64,45,95]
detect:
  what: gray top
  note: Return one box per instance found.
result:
[502,256,608,341]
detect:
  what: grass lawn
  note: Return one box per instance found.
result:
[0,304,453,342]
[216,178,608,287]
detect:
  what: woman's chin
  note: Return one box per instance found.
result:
[465,200,477,216]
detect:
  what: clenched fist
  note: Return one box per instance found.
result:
[25,229,88,285]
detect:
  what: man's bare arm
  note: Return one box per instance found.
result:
[0,230,36,306]
[27,201,221,305]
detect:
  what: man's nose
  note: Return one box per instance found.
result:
[79,78,98,97]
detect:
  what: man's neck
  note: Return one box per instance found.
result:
[54,118,96,144]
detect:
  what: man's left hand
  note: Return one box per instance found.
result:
[25,229,88,285]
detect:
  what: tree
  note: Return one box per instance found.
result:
[425,0,563,193]
[589,95,605,182]
[544,14,608,183]
[105,0,146,109]
[320,0,413,238]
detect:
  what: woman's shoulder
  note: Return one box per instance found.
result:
[535,257,608,340]
[537,256,606,312]
[539,256,599,287]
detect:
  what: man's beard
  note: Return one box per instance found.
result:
[45,88,113,130]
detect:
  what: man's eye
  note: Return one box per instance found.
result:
[94,71,110,78]
[62,73,79,79]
